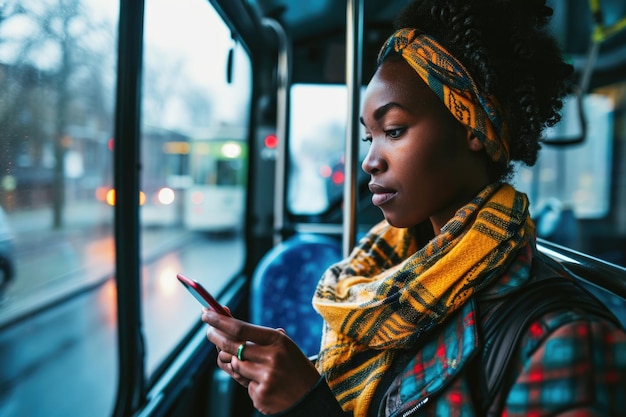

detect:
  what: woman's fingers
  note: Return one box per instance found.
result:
[217,349,233,364]
[217,348,252,387]
[202,310,282,347]
[204,313,249,358]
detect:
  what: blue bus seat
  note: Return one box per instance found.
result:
[250,234,342,357]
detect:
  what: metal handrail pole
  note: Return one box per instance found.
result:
[343,0,364,257]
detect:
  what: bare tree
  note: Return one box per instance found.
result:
[0,0,115,228]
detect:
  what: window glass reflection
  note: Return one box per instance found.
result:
[141,0,251,375]
[0,0,119,415]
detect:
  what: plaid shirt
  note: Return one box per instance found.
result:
[383,276,626,417]
[382,307,626,417]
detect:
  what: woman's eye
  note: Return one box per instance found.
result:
[361,136,372,143]
[385,128,405,138]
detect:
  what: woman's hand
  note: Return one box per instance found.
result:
[202,309,321,415]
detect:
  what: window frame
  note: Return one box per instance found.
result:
[111,1,146,416]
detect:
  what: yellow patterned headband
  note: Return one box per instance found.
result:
[378,28,510,164]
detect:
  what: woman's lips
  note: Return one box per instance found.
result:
[369,183,397,206]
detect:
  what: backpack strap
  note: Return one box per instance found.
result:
[476,253,621,416]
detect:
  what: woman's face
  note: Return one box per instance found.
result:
[360,59,490,233]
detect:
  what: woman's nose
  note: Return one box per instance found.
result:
[361,143,386,175]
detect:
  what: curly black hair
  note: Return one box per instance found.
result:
[392,0,573,180]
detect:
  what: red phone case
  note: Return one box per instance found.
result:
[176,273,231,316]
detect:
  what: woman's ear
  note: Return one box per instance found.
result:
[466,130,484,152]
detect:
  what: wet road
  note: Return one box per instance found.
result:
[0,232,244,417]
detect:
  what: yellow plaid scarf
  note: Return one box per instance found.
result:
[378,28,510,164]
[313,183,534,416]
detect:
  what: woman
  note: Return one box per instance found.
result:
[203,0,626,415]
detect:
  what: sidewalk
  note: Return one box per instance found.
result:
[0,202,195,330]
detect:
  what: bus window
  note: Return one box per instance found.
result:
[514,85,624,266]
[140,0,250,375]
[288,84,368,215]
[0,0,119,415]
[515,93,613,219]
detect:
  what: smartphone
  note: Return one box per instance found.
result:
[176,273,231,316]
